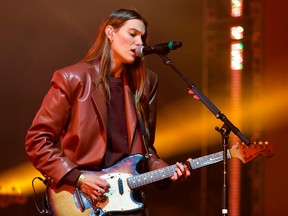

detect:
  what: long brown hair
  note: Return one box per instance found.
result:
[82,8,151,140]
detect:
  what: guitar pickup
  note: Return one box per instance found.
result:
[118,178,124,195]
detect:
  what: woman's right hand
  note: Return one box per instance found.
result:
[79,174,110,202]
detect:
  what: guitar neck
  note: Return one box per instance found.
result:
[127,150,231,189]
[188,150,231,170]
[127,164,178,189]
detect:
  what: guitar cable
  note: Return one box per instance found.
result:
[32,177,52,215]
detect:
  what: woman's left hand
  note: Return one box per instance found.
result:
[170,161,191,181]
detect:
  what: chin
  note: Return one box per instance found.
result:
[124,58,136,64]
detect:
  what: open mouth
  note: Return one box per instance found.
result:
[130,49,137,57]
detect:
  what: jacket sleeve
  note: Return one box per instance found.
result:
[25,71,78,184]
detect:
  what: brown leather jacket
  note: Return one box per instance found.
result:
[25,61,164,185]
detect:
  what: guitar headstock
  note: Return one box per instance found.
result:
[229,141,274,164]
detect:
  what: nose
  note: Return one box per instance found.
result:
[135,36,143,46]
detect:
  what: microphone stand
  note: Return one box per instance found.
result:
[157,54,250,216]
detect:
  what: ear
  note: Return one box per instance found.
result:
[105,25,114,40]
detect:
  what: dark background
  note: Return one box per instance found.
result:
[0,1,287,216]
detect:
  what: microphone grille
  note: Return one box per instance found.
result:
[135,46,144,57]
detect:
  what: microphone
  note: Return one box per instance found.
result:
[135,41,182,57]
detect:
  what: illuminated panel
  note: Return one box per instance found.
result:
[230,3,244,216]
[231,26,244,40]
[231,42,244,70]
[231,0,244,17]
[0,163,45,196]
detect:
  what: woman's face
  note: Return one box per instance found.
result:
[108,19,145,67]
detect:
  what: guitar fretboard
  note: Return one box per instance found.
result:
[127,150,231,189]
[188,150,231,170]
[127,164,177,189]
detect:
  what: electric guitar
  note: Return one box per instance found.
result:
[46,141,273,216]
